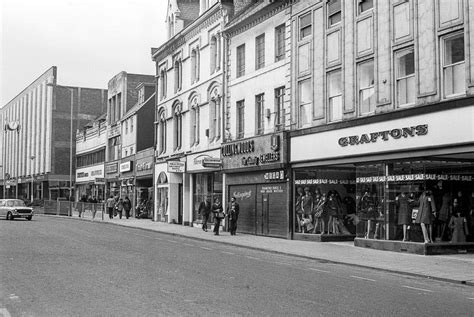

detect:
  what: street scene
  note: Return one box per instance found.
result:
[1,0,474,316]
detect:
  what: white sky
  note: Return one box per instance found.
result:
[0,0,168,106]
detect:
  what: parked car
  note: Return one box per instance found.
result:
[0,199,34,220]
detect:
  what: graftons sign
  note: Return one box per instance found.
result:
[338,124,428,147]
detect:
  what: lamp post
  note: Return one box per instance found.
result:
[30,155,35,203]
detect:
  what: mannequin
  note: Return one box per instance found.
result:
[415,190,436,243]
[396,192,413,241]
[301,187,314,233]
[295,187,304,233]
[449,198,469,243]
[359,191,376,238]
[436,192,452,241]
[312,193,326,234]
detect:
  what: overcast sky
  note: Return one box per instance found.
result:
[1,0,168,106]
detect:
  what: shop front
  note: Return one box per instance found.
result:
[119,159,135,213]
[135,149,154,219]
[186,149,222,227]
[290,105,474,253]
[75,164,105,202]
[105,161,120,198]
[222,133,290,238]
[154,159,184,223]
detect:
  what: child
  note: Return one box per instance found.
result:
[449,198,469,243]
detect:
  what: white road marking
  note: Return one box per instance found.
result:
[8,294,19,300]
[245,256,262,261]
[183,243,194,247]
[350,275,376,282]
[467,297,474,300]
[401,285,434,293]
[200,247,212,251]
[0,308,12,317]
[167,240,178,243]
[274,261,292,266]
[221,251,235,255]
[308,268,330,273]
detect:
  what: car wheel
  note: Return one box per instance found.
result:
[26,216,32,221]
[7,212,13,220]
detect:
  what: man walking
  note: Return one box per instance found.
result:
[123,196,132,219]
[199,196,211,232]
[228,196,240,236]
[106,195,115,219]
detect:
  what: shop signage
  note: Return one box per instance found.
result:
[202,157,222,168]
[105,162,118,174]
[232,190,252,200]
[222,133,286,170]
[77,165,105,182]
[264,170,285,181]
[95,178,105,184]
[296,179,357,185]
[136,161,153,172]
[120,161,133,173]
[167,161,185,173]
[356,174,473,183]
[260,185,284,194]
[338,124,428,147]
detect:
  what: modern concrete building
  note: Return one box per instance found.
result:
[0,66,107,200]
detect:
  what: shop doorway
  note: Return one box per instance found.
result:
[177,184,183,224]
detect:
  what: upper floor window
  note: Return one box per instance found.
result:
[160,69,167,100]
[236,100,245,139]
[138,89,144,104]
[255,34,265,70]
[209,90,221,142]
[443,33,465,97]
[174,58,182,92]
[191,48,200,84]
[274,86,285,131]
[328,0,342,27]
[130,117,133,132]
[255,94,265,135]
[395,49,415,107]
[125,120,129,134]
[237,44,245,78]
[190,98,200,146]
[358,60,375,114]
[358,0,373,15]
[299,13,312,40]
[298,79,312,127]
[157,110,166,155]
[275,24,285,62]
[210,35,220,74]
[173,103,182,151]
[328,69,343,122]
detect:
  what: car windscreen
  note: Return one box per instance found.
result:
[6,200,26,207]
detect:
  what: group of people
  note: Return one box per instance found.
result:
[106,195,132,219]
[296,187,354,235]
[198,196,240,236]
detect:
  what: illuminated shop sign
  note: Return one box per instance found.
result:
[356,174,473,183]
[120,161,133,173]
[221,140,255,157]
[338,124,428,147]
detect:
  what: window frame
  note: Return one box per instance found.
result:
[357,0,374,15]
[394,48,416,107]
[255,33,265,70]
[236,44,246,78]
[275,24,285,62]
[327,69,343,122]
[255,93,265,135]
[327,0,342,28]
[298,79,312,128]
[274,86,285,131]
[299,12,312,40]
[357,59,375,115]
[236,100,245,139]
[441,32,465,98]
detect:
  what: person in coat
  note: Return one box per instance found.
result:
[212,197,224,235]
[227,196,240,236]
[198,197,212,232]
[115,198,124,219]
[123,196,132,219]
[415,190,436,243]
[106,195,115,219]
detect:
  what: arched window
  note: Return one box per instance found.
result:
[157,109,167,154]
[190,96,200,146]
[160,69,167,99]
[173,102,182,151]
[191,48,200,83]
[210,36,219,73]
[174,59,182,92]
[209,86,221,142]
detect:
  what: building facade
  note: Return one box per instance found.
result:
[221,0,293,238]
[289,0,474,247]
[152,0,236,225]
[105,72,155,200]
[0,66,107,201]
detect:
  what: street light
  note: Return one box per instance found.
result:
[30,155,35,203]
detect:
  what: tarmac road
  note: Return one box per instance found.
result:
[1,217,473,316]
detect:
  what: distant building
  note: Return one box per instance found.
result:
[0,66,107,200]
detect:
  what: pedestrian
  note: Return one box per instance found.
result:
[116,198,124,219]
[227,196,240,236]
[106,195,115,219]
[212,197,224,235]
[198,196,211,232]
[123,196,132,219]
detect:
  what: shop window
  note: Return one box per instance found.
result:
[255,34,265,70]
[236,100,245,139]
[274,86,285,131]
[395,49,415,107]
[327,69,342,122]
[443,33,465,97]
[299,12,312,40]
[236,44,245,78]
[275,24,285,62]
[357,60,375,115]
[294,167,357,235]
[298,79,311,127]
[255,93,264,135]
[327,0,342,27]
[192,172,222,225]
[358,0,373,15]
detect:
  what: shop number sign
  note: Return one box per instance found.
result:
[264,170,285,181]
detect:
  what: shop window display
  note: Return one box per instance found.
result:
[193,173,222,224]
[294,167,357,235]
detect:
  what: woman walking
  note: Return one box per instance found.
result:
[212,198,224,235]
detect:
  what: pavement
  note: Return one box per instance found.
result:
[37,209,474,286]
